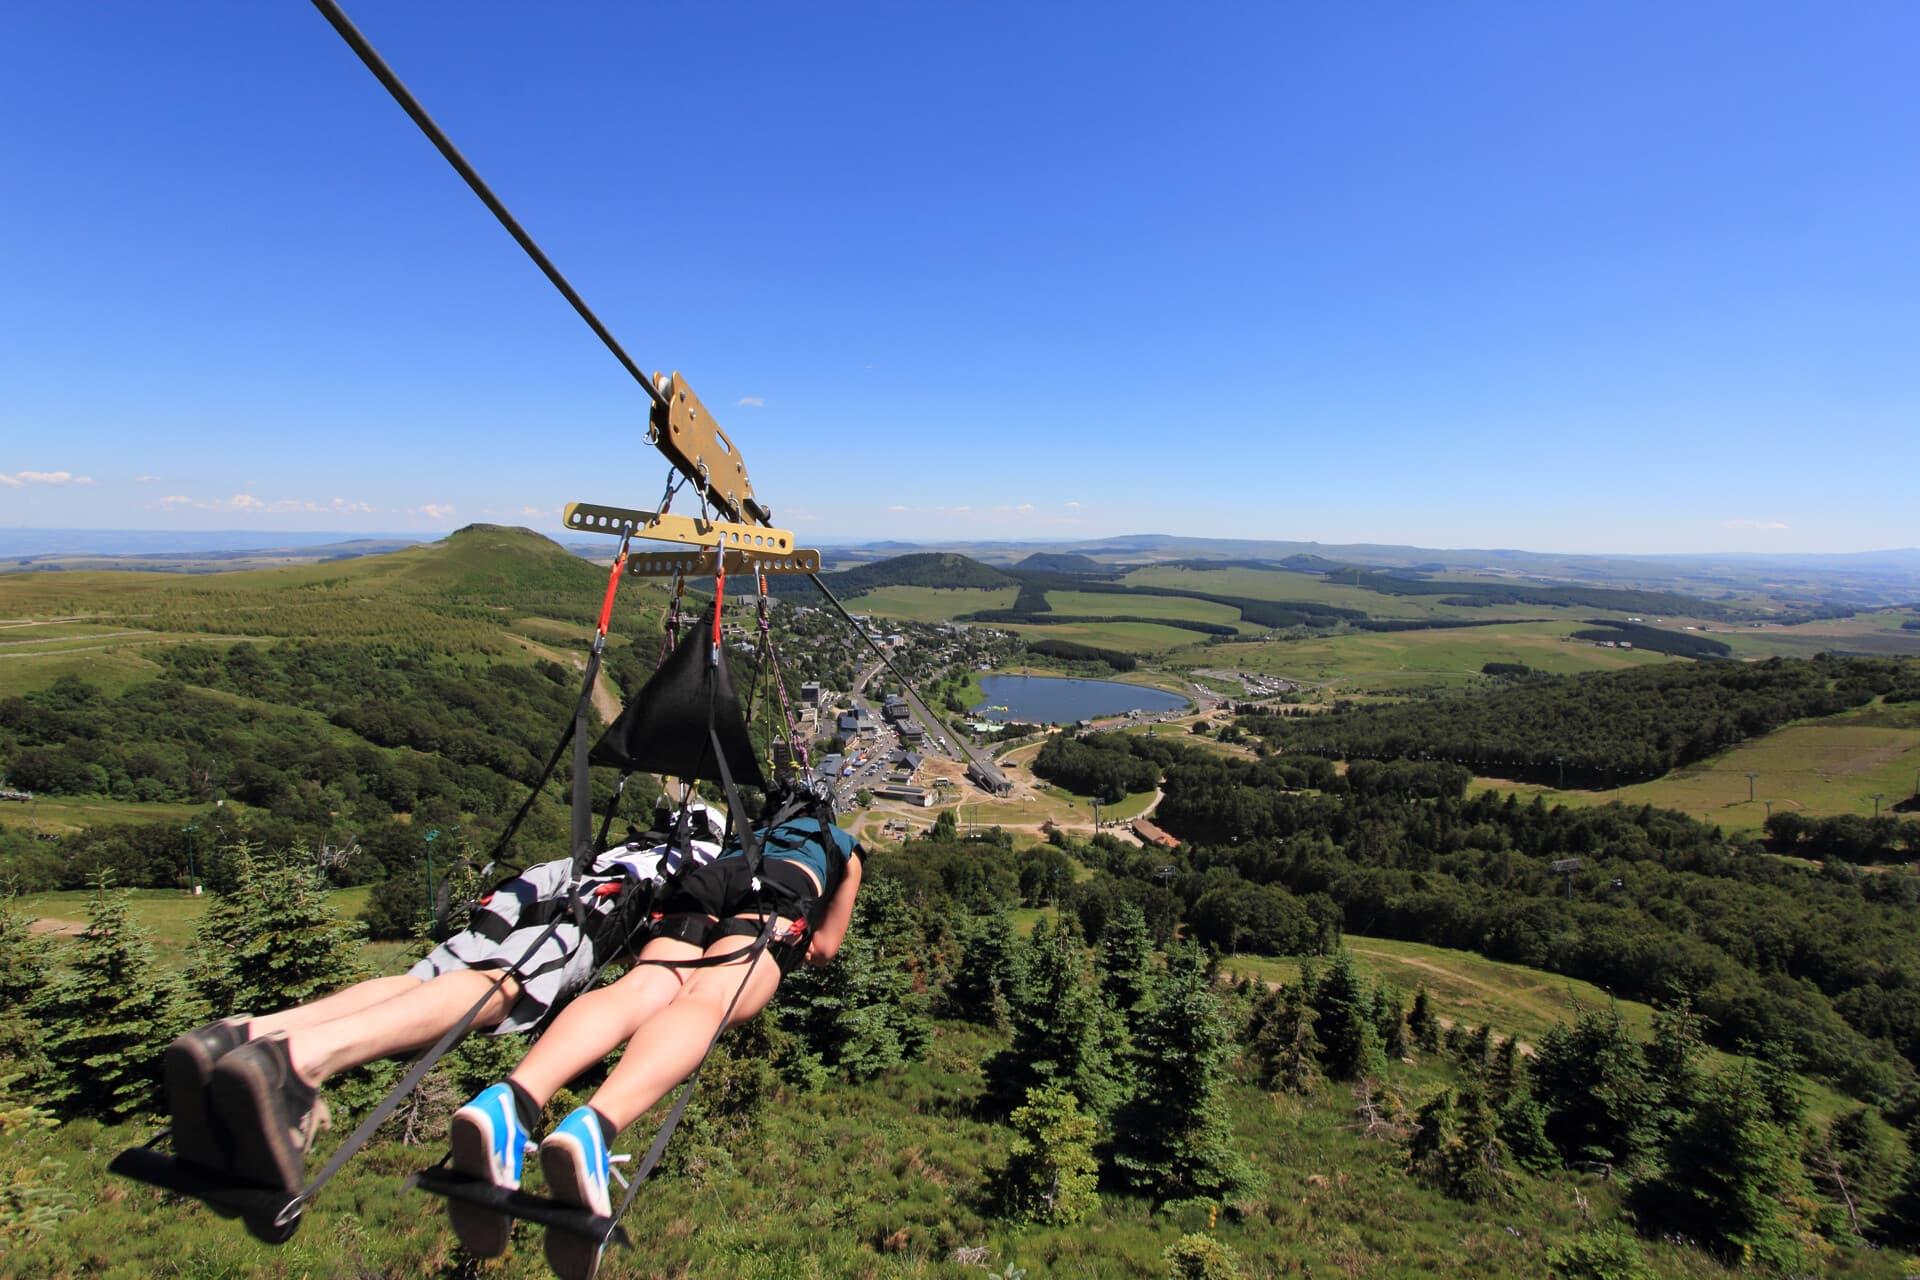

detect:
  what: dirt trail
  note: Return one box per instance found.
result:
[28,918,85,937]
[1349,948,1519,1000]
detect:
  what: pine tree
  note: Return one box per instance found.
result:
[942,909,1024,1029]
[1638,1065,1819,1269]
[991,1084,1100,1225]
[1441,1084,1512,1203]
[1409,1085,1511,1202]
[1408,1088,1455,1176]
[1249,980,1320,1094]
[0,895,51,1067]
[1310,949,1385,1081]
[1408,985,1441,1053]
[1462,1023,1493,1072]
[1531,1003,1658,1173]
[1373,984,1408,1059]
[983,917,1127,1120]
[1813,1107,1908,1242]
[35,879,184,1120]
[1644,998,1706,1140]
[1499,1091,1559,1174]
[1097,900,1156,1020]
[777,909,931,1080]
[189,848,367,1015]
[1489,1035,1521,1103]
[1108,946,1252,1202]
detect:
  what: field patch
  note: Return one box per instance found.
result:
[1470,701,1920,833]
[1184,622,1676,693]
[1041,589,1261,633]
[1121,565,1561,621]
[1711,613,1920,660]
[847,584,1020,622]
[1003,618,1211,654]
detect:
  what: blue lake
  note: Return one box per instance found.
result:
[972,674,1189,724]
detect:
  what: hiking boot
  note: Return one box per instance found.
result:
[208,1034,330,1196]
[163,1015,251,1172]
[447,1082,532,1258]
[539,1107,624,1280]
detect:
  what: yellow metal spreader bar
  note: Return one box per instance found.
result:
[563,501,798,554]
[624,548,820,578]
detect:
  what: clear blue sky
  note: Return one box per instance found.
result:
[2,2,1914,553]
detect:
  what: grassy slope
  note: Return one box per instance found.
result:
[7,897,1897,1278]
[0,529,664,837]
[1469,699,1920,834]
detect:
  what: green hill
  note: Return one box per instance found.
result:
[0,528,673,889]
[772,552,1014,600]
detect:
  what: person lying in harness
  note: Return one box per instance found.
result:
[445,798,863,1280]
[161,797,730,1205]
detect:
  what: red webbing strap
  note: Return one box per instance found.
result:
[597,546,628,637]
[709,550,726,663]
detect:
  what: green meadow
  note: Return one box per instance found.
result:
[1179,621,1677,694]
[1469,700,1920,835]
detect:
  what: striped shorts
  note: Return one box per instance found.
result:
[407,859,641,1036]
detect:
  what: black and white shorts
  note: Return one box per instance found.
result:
[407,840,713,1035]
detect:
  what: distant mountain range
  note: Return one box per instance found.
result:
[813,535,1920,608]
[3,527,1917,606]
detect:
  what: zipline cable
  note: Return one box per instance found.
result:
[308,0,669,413]
[805,570,990,778]
[310,0,996,790]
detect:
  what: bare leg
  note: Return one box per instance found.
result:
[581,930,786,1131]
[280,969,523,1085]
[247,974,422,1038]
[508,936,701,1106]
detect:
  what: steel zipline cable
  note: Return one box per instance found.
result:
[308,0,669,413]
[308,0,991,777]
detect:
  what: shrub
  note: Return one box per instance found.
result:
[1546,1225,1655,1280]
[991,1084,1099,1225]
[1164,1232,1244,1280]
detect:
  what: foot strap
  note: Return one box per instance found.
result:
[408,1166,632,1246]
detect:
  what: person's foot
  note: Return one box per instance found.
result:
[163,1015,251,1172]
[208,1034,330,1195]
[447,1083,532,1257]
[539,1107,621,1280]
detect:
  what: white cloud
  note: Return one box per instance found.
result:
[144,492,373,515]
[1725,518,1790,531]
[877,500,1089,528]
[419,503,455,521]
[135,475,160,483]
[3,470,92,487]
[1064,500,1082,509]
[736,396,765,408]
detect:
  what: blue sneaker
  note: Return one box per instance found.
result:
[448,1083,532,1257]
[539,1106,626,1280]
